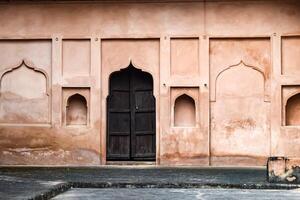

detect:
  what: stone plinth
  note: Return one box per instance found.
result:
[268,157,300,183]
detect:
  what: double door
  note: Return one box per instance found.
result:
[107,65,156,161]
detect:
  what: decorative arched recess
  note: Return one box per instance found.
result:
[0,59,50,124]
[0,59,49,96]
[286,93,300,126]
[211,60,268,102]
[210,59,270,158]
[106,61,156,161]
[66,93,88,126]
[174,94,196,127]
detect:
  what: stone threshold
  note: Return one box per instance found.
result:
[106,161,156,166]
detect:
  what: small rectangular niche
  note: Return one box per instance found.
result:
[171,87,199,128]
[62,87,90,127]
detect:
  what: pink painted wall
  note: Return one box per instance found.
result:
[0,0,300,166]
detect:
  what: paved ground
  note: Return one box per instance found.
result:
[0,166,267,185]
[52,188,300,200]
[0,166,299,199]
[0,174,65,200]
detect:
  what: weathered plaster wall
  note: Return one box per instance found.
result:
[209,38,271,165]
[101,39,160,163]
[0,0,299,166]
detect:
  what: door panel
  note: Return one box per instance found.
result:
[107,70,131,160]
[135,113,154,131]
[131,70,155,160]
[108,136,130,159]
[109,92,130,110]
[107,64,156,161]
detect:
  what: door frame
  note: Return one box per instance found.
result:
[101,57,160,165]
[106,64,156,161]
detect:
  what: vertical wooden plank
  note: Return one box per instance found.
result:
[199,35,210,166]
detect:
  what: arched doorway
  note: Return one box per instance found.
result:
[106,63,156,161]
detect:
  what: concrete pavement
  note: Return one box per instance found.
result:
[52,188,300,200]
[0,166,299,199]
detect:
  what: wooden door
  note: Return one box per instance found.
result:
[107,64,156,161]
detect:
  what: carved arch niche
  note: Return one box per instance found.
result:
[174,94,196,127]
[210,60,270,158]
[171,87,199,128]
[212,61,267,102]
[62,88,90,127]
[0,60,50,124]
[282,86,300,126]
[209,38,271,102]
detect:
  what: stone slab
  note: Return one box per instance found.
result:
[52,188,300,200]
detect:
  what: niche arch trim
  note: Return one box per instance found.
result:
[63,88,90,127]
[66,93,88,126]
[0,59,50,96]
[212,60,267,102]
[283,90,300,108]
[285,92,300,126]
[67,93,87,106]
[173,93,196,127]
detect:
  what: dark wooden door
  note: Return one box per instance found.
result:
[107,64,156,161]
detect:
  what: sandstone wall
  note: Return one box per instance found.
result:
[0,0,299,166]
